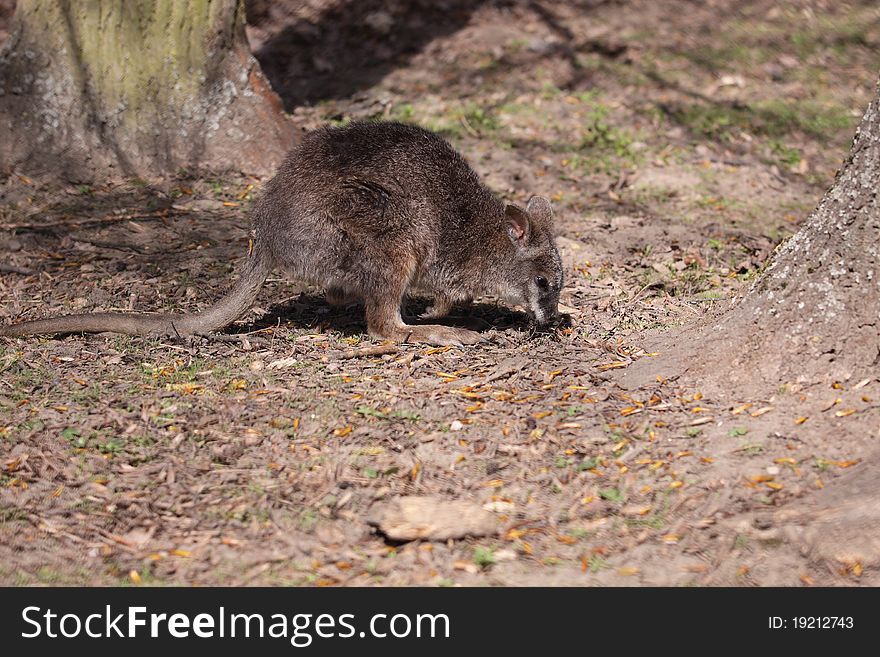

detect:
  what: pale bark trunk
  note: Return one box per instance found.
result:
[0,0,296,180]
[626,83,880,390]
[716,83,880,385]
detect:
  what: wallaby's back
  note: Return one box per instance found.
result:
[255,122,505,297]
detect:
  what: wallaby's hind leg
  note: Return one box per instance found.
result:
[366,289,481,347]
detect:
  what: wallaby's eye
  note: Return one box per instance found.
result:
[535,275,549,291]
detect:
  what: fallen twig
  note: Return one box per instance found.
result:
[0,263,36,275]
[339,344,398,359]
[459,115,480,138]
[0,209,181,231]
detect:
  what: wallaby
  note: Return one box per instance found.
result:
[0,121,563,346]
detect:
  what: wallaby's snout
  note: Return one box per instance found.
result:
[528,272,561,326]
[540,301,562,326]
[499,196,564,328]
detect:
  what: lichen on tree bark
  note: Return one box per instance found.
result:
[0,0,295,180]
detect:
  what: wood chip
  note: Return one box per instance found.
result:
[367,496,499,541]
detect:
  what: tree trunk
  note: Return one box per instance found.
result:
[626,82,880,391]
[0,0,296,180]
[617,83,880,574]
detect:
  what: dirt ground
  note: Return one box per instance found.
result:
[1,0,879,586]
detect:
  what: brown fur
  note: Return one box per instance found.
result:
[0,121,563,346]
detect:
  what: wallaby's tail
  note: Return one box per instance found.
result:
[0,244,273,338]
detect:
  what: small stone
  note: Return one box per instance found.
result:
[494,548,517,562]
[450,420,464,431]
[453,560,479,574]
[364,10,394,34]
[187,199,226,212]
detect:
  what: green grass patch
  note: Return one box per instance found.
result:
[669,98,853,142]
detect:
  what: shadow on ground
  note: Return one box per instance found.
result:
[246,0,621,109]
[248,294,538,338]
[246,0,492,109]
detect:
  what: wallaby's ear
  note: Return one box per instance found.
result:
[505,204,530,245]
[527,195,553,226]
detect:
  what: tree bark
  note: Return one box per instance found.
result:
[0,0,296,180]
[736,83,880,384]
[626,82,880,391]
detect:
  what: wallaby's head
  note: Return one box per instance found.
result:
[496,196,563,325]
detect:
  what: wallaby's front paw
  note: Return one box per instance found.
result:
[326,287,358,307]
[418,298,453,320]
[419,306,446,320]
